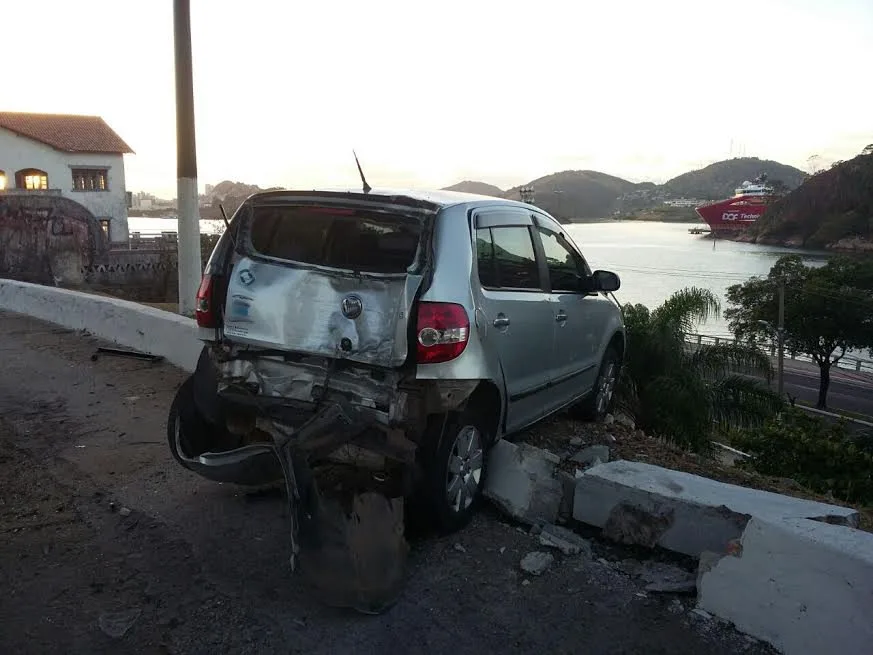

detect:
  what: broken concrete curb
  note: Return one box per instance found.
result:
[573,460,859,557]
[538,524,592,556]
[697,516,873,655]
[484,440,563,526]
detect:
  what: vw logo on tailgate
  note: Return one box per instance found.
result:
[341,295,363,319]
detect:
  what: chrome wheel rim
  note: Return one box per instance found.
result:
[445,425,484,513]
[595,361,618,415]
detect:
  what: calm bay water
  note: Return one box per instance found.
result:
[566,221,829,337]
[129,216,831,338]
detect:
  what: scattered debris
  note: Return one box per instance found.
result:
[691,608,713,621]
[119,507,132,518]
[520,551,554,576]
[98,608,142,638]
[499,547,506,555]
[571,445,610,466]
[638,561,697,594]
[569,437,584,447]
[615,414,636,430]
[91,346,164,364]
[453,542,466,554]
[603,414,616,426]
[539,524,593,557]
[521,579,531,586]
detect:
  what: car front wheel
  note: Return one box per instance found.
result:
[573,347,620,421]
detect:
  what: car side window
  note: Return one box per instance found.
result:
[476,226,540,290]
[538,227,587,292]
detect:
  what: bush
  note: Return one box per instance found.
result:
[732,409,873,503]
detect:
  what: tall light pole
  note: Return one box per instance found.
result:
[174,0,202,316]
[757,280,786,396]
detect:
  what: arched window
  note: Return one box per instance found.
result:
[0,170,6,190]
[15,168,49,190]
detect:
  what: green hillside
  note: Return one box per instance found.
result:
[504,170,639,220]
[441,181,504,197]
[745,152,873,250]
[664,157,807,200]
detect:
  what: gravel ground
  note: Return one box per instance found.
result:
[0,310,775,654]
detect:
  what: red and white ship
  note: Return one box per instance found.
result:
[694,176,777,232]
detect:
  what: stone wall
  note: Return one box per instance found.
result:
[0,193,106,286]
[2,193,222,303]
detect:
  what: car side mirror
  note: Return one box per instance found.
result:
[589,270,620,293]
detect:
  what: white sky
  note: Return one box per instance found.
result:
[5,0,872,197]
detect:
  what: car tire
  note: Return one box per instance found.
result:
[417,408,489,534]
[167,375,238,469]
[572,346,620,422]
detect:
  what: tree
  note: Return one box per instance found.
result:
[862,144,873,156]
[617,288,783,451]
[725,256,873,409]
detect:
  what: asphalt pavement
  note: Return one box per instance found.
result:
[775,360,873,418]
[0,310,772,655]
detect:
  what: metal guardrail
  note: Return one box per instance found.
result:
[684,333,873,375]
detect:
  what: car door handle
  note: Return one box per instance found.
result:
[555,311,568,323]
[493,316,511,328]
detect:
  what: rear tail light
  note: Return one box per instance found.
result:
[195,274,216,328]
[416,302,470,364]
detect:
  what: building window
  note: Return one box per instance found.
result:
[72,168,108,191]
[0,170,6,190]
[99,219,111,237]
[15,168,49,190]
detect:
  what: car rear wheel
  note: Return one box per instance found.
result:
[418,408,489,533]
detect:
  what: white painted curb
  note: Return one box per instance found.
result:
[0,279,201,372]
[698,516,873,655]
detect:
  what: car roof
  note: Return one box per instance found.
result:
[247,187,532,211]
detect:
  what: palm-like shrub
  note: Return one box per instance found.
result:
[616,287,784,450]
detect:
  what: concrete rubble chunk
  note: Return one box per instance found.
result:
[697,517,873,655]
[571,445,610,466]
[538,524,593,556]
[98,608,142,638]
[573,460,860,557]
[615,414,635,430]
[484,440,563,525]
[519,551,554,576]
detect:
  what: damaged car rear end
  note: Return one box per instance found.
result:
[169,190,491,610]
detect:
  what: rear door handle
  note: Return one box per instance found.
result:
[555,311,568,323]
[493,315,511,328]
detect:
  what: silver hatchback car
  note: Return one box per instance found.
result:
[168,188,624,534]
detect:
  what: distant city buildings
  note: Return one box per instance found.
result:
[663,198,703,207]
[0,111,134,243]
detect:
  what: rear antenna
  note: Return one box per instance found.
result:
[353,150,372,194]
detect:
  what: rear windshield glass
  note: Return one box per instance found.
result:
[248,205,422,274]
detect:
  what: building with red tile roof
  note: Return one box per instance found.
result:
[0,112,134,242]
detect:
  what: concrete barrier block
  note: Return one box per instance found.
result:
[697,517,873,655]
[0,279,201,372]
[485,440,563,525]
[573,460,859,557]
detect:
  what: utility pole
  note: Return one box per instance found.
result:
[777,280,785,396]
[173,0,202,316]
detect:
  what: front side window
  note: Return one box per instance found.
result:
[476,226,540,290]
[15,168,48,190]
[72,168,108,191]
[538,227,587,292]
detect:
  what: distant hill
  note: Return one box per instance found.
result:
[441,181,504,197]
[201,180,283,220]
[744,153,873,251]
[505,170,639,220]
[664,158,807,200]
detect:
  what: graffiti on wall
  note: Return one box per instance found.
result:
[0,194,106,286]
